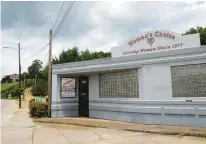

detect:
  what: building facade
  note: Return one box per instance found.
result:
[1,74,19,83]
[52,30,206,127]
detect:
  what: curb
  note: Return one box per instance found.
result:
[33,119,206,138]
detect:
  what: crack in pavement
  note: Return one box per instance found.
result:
[29,128,35,144]
[49,123,76,144]
[90,130,118,144]
[93,131,103,140]
[1,126,37,128]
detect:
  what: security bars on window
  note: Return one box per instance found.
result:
[99,69,139,98]
[171,63,206,97]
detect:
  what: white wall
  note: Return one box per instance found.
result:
[89,74,99,101]
[140,65,173,100]
[88,66,173,101]
[52,74,59,101]
[88,61,206,101]
[88,65,173,100]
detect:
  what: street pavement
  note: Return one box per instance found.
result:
[1,100,34,144]
[1,100,206,144]
[1,100,18,127]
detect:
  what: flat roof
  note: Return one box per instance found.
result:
[52,46,206,74]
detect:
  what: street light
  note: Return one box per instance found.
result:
[3,46,18,49]
[3,43,22,108]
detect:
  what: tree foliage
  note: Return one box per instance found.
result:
[52,47,111,64]
[28,59,43,79]
[183,26,206,45]
[31,79,48,96]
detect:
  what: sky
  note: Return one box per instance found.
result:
[1,1,206,78]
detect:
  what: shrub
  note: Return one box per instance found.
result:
[29,101,48,118]
[29,98,35,104]
[32,79,48,96]
[1,85,16,94]
[1,91,10,98]
[10,86,23,96]
[1,85,23,98]
[25,79,35,88]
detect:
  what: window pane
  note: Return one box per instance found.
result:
[171,63,206,97]
[99,69,139,98]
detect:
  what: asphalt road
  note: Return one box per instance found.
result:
[1,99,18,127]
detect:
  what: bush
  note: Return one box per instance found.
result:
[32,79,48,96]
[29,101,48,118]
[1,91,10,98]
[1,85,23,98]
[10,86,23,96]
[29,98,35,104]
[25,79,35,88]
[1,85,16,94]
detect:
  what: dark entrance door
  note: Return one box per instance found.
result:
[78,76,89,117]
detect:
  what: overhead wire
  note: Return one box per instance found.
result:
[52,1,75,39]
[52,1,65,30]
[21,43,49,63]
[22,1,75,63]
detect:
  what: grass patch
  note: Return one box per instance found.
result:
[177,132,184,138]
[1,82,18,91]
[1,96,22,100]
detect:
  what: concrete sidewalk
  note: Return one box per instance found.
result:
[1,100,206,144]
[34,117,206,137]
[1,99,18,127]
[1,101,35,144]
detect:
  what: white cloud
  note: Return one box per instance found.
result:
[1,1,206,78]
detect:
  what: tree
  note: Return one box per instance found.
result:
[40,65,48,81]
[52,46,111,64]
[31,79,48,96]
[28,59,43,82]
[183,26,206,45]
[80,49,92,61]
[21,72,29,80]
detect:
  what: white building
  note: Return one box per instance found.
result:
[52,30,206,127]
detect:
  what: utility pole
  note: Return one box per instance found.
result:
[24,74,26,88]
[18,43,22,108]
[3,44,22,108]
[48,29,52,117]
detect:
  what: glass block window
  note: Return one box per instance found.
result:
[171,63,206,97]
[99,69,139,98]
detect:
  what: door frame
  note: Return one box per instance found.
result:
[78,76,89,117]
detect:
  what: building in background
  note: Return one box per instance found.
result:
[1,74,19,83]
[52,30,206,127]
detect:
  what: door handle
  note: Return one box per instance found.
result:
[81,93,87,97]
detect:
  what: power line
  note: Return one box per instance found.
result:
[22,43,49,63]
[53,1,75,39]
[21,2,66,63]
[52,1,65,30]
[22,1,75,63]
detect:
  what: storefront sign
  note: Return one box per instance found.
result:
[111,30,200,57]
[61,78,76,97]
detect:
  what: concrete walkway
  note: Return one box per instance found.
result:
[34,122,206,144]
[1,99,18,127]
[1,107,35,144]
[1,101,206,144]
[34,117,206,137]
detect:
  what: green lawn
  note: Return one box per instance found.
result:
[1,82,18,91]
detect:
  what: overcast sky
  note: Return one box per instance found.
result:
[1,1,206,78]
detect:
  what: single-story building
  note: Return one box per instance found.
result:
[52,30,206,127]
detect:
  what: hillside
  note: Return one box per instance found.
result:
[1,82,18,92]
